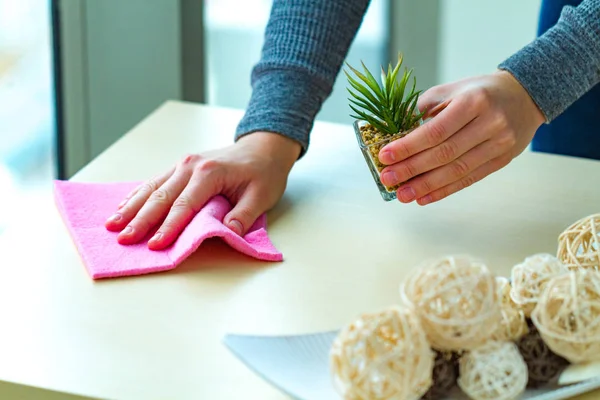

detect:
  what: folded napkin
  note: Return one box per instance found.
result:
[53,180,283,279]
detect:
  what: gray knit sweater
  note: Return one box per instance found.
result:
[235,0,600,157]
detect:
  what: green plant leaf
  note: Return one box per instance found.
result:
[345,63,385,104]
[345,71,381,108]
[348,97,385,120]
[359,61,385,101]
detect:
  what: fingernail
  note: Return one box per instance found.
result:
[399,186,416,202]
[150,232,162,242]
[121,226,134,236]
[419,195,432,205]
[382,171,399,186]
[107,213,122,223]
[380,151,396,163]
[229,220,243,235]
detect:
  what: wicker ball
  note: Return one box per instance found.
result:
[420,351,459,400]
[491,277,528,342]
[531,269,600,364]
[516,319,569,388]
[510,253,568,317]
[457,341,528,400]
[557,213,600,271]
[330,306,435,400]
[400,255,501,351]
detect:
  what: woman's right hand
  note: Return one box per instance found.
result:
[104,131,301,250]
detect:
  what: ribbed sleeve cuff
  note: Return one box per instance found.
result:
[498,0,600,122]
[235,69,324,158]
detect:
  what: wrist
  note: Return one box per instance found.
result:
[237,131,302,169]
[495,70,546,127]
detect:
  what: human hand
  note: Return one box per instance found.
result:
[377,70,545,205]
[104,132,301,250]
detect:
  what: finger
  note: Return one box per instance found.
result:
[223,186,267,236]
[117,184,142,210]
[105,168,174,231]
[146,167,223,250]
[417,86,449,119]
[395,136,512,203]
[116,168,192,245]
[378,96,478,165]
[415,153,513,206]
[380,115,496,187]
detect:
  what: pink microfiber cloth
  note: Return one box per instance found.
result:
[53,180,283,279]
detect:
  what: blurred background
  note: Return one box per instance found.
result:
[0,0,542,234]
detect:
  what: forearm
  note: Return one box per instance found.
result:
[235,0,371,157]
[498,0,600,122]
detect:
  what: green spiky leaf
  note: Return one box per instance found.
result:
[344,52,423,136]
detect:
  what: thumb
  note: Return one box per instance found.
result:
[224,187,266,236]
[417,86,450,120]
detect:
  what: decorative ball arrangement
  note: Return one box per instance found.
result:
[330,306,434,400]
[457,341,528,400]
[509,253,568,317]
[531,269,600,364]
[399,255,501,351]
[330,212,600,400]
[516,319,569,388]
[557,213,600,270]
[491,277,528,342]
[421,351,460,400]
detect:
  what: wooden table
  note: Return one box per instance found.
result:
[1,101,599,399]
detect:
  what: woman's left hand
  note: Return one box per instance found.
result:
[377,70,546,205]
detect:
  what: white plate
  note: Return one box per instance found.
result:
[223,331,600,400]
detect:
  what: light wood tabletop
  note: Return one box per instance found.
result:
[1,100,599,399]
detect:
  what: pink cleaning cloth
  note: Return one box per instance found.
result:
[53,180,283,279]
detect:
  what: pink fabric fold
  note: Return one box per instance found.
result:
[53,180,283,279]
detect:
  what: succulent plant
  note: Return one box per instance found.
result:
[345,53,424,136]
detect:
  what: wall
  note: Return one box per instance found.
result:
[204,0,389,125]
[438,0,542,84]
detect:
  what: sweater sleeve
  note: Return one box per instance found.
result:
[498,0,600,122]
[234,0,371,157]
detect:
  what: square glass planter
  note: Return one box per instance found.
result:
[353,120,414,201]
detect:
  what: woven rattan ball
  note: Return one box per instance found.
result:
[491,277,528,342]
[330,306,435,400]
[457,341,528,400]
[510,253,568,317]
[557,213,600,271]
[531,269,600,364]
[399,255,501,351]
[421,350,460,400]
[516,319,569,388]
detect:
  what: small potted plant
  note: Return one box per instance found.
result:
[345,53,425,201]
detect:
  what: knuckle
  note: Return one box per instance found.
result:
[426,122,447,146]
[142,178,160,194]
[471,87,492,109]
[460,174,477,189]
[497,130,517,148]
[401,161,418,180]
[492,112,510,132]
[418,177,433,194]
[149,188,170,204]
[173,195,197,212]
[434,141,458,164]
[435,187,452,202]
[180,153,201,166]
[194,158,221,175]
[452,158,470,177]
